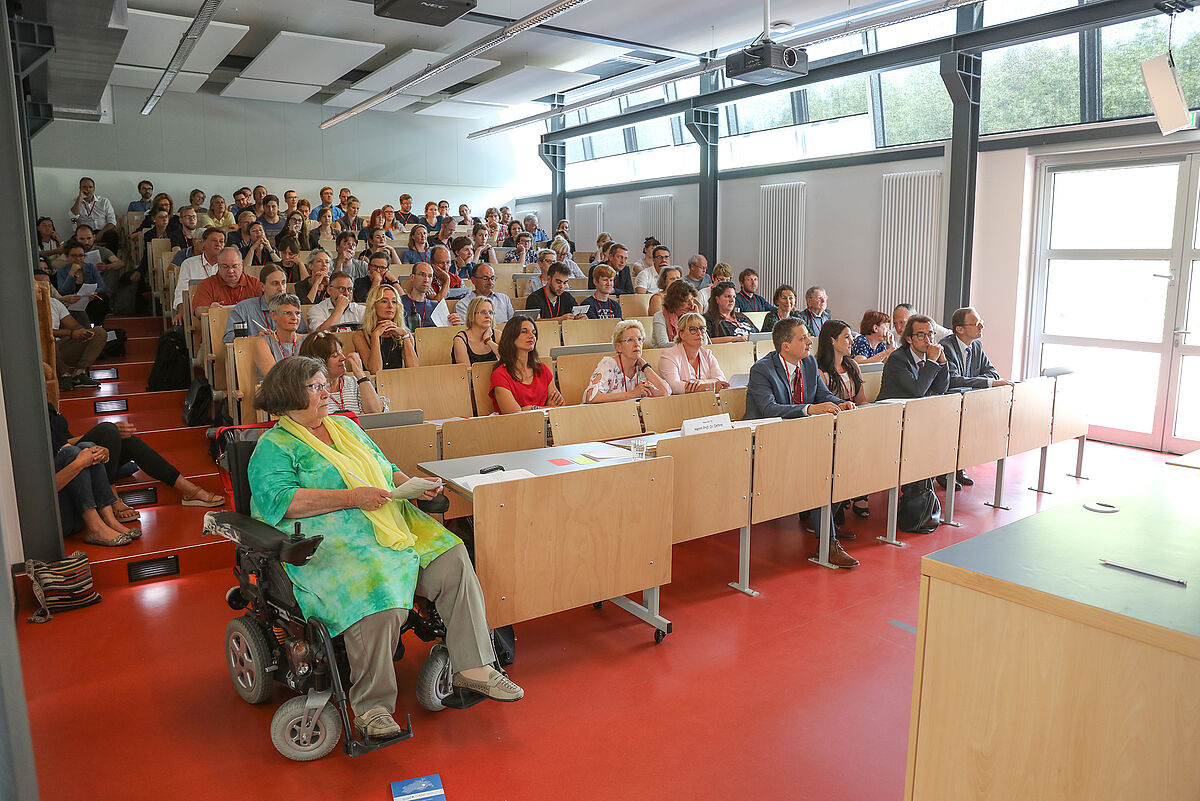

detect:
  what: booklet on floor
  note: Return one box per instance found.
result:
[392,774,446,801]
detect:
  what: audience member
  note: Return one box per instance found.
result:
[298,332,387,415]
[296,249,333,305]
[705,281,757,343]
[581,265,623,319]
[431,217,457,250]
[524,248,558,296]
[941,306,1009,391]
[223,264,306,343]
[200,194,236,232]
[53,440,137,547]
[168,207,202,266]
[353,284,418,372]
[816,319,869,519]
[296,197,312,219]
[799,286,831,337]
[56,242,109,325]
[437,200,450,220]
[451,297,500,365]
[308,271,363,333]
[276,237,305,283]
[231,187,252,217]
[127,180,154,213]
[74,224,125,291]
[658,312,728,394]
[591,233,613,263]
[472,224,496,264]
[505,232,536,265]
[636,244,672,294]
[242,222,280,268]
[250,185,268,218]
[359,228,402,265]
[69,177,119,253]
[735,269,776,313]
[191,246,262,322]
[133,208,173,273]
[682,254,711,291]
[457,204,481,226]
[648,266,683,316]
[310,186,344,222]
[173,227,226,324]
[37,217,65,266]
[282,189,300,216]
[401,262,461,327]
[499,206,513,227]
[333,231,369,280]
[554,219,574,251]
[891,303,950,347]
[761,285,804,332]
[524,213,549,243]
[252,293,304,379]
[483,208,503,243]
[43,279,104,389]
[358,210,390,243]
[637,237,659,275]
[698,263,732,308]
[525,262,581,321]
[502,220,524,248]
[650,279,702,348]
[745,317,858,567]
[419,201,442,234]
[402,225,431,264]
[312,207,338,247]
[489,317,563,414]
[584,320,670,402]
[338,188,354,218]
[227,211,257,252]
[876,314,950,401]
[449,236,476,280]
[549,237,584,278]
[428,245,462,300]
[852,310,895,364]
[334,197,362,233]
[278,210,313,250]
[395,193,420,226]
[455,263,514,326]
[355,251,401,304]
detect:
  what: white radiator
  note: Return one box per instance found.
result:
[758,181,806,290]
[640,195,674,248]
[878,169,943,318]
[572,202,603,247]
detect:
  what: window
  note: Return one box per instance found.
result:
[983,0,1077,26]
[874,9,957,50]
[806,76,868,123]
[981,34,1081,134]
[1101,14,1200,120]
[879,63,953,145]
[723,87,796,136]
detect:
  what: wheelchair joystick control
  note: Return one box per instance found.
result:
[291,522,304,542]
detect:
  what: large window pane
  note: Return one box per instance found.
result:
[980,34,1080,134]
[1102,14,1200,120]
[1049,164,1178,249]
[874,10,956,50]
[633,117,673,151]
[1186,260,1200,346]
[984,0,1077,26]
[719,115,873,169]
[880,63,953,145]
[805,33,864,63]
[807,76,868,123]
[725,88,795,135]
[1041,344,1160,433]
[588,129,627,159]
[1043,259,1171,342]
[1173,355,1200,441]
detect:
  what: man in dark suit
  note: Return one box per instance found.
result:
[936,306,1012,487]
[876,314,950,401]
[745,318,859,568]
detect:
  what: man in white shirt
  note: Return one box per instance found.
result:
[69,177,119,253]
[39,275,105,388]
[455,263,515,326]
[635,244,673,294]
[307,271,366,333]
[173,228,226,324]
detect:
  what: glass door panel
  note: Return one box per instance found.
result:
[1041,343,1162,434]
[1050,164,1178,250]
[1042,259,1172,342]
[1171,355,1200,442]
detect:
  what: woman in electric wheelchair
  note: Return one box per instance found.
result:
[248,355,524,739]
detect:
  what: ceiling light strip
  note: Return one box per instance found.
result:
[140,0,224,115]
[467,0,976,139]
[320,0,594,129]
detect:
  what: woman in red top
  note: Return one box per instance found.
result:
[488,317,565,414]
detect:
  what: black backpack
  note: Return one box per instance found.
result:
[182,378,212,426]
[898,479,941,534]
[146,330,190,392]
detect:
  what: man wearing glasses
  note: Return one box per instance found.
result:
[353,251,400,303]
[876,314,950,401]
[455,263,514,325]
[308,271,365,333]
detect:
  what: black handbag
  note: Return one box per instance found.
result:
[182,378,213,427]
[898,479,941,534]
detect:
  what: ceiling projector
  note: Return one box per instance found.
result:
[374,0,477,27]
[725,40,808,85]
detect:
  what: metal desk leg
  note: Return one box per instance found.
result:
[942,471,962,527]
[608,586,672,641]
[877,486,905,546]
[1028,445,1052,494]
[984,458,1011,510]
[1067,435,1089,480]
[809,503,839,568]
[728,523,759,597]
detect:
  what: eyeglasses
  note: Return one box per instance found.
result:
[618,336,645,345]
[910,331,933,340]
[329,284,352,293]
[278,311,302,318]
[683,326,705,333]
[304,381,330,395]
[475,275,497,282]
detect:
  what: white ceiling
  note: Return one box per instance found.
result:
[415,99,507,119]
[109,64,209,93]
[109,0,879,119]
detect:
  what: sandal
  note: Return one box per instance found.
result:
[114,506,141,523]
[83,531,134,547]
[851,501,870,519]
[181,488,226,507]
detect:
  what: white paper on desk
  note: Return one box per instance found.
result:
[731,416,781,429]
[390,476,443,500]
[571,305,589,316]
[451,468,536,492]
[728,373,749,389]
[431,299,451,327]
[581,446,630,460]
[67,283,98,311]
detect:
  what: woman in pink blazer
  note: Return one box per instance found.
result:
[657,312,730,394]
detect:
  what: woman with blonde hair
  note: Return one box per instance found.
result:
[591,232,613,265]
[657,312,728,394]
[549,236,584,278]
[584,320,670,403]
[353,284,418,373]
[202,195,236,231]
[451,296,500,365]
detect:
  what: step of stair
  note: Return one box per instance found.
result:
[59,389,189,418]
[105,315,165,338]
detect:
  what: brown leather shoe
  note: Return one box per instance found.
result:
[828,542,859,568]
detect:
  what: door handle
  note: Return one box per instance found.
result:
[1175,330,1192,335]
[1153,273,1175,279]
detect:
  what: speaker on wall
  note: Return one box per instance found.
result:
[1141,53,1195,135]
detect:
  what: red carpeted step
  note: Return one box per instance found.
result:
[58,389,188,418]
[82,360,154,385]
[116,336,159,362]
[134,427,216,477]
[103,315,165,338]
[59,378,159,399]
[68,408,202,434]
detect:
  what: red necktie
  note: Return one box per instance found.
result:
[791,363,804,404]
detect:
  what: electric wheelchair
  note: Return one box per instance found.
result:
[205,418,510,761]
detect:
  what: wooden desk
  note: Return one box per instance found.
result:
[906,471,1200,800]
[418,443,673,641]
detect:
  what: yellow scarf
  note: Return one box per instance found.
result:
[279,415,416,551]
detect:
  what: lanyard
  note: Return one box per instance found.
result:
[545,287,561,318]
[742,292,760,312]
[332,376,346,410]
[617,354,635,393]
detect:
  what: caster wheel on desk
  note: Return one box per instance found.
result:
[592,601,603,610]
[654,629,666,644]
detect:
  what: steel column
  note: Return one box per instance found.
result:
[940,51,982,323]
[538,141,567,229]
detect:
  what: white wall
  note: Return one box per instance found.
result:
[32,85,549,236]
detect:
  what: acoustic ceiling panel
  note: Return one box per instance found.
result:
[414,99,507,119]
[451,65,591,105]
[323,88,422,113]
[109,64,209,93]
[116,9,249,74]
[351,48,499,96]
[239,32,384,86]
[219,77,322,103]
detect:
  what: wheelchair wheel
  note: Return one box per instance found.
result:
[225,616,275,705]
[270,696,341,762]
[415,643,453,712]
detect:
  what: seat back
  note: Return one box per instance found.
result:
[639,391,720,434]
[743,311,768,329]
[441,411,546,459]
[560,317,619,347]
[548,399,642,446]
[469,361,501,415]
[376,363,472,420]
[717,387,747,421]
[413,325,465,367]
[228,337,259,424]
[708,341,756,378]
[554,351,608,406]
[204,306,234,392]
[618,294,651,318]
[366,423,438,477]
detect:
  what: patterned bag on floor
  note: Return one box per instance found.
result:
[25,550,102,623]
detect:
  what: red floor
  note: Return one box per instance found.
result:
[17,405,1168,801]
